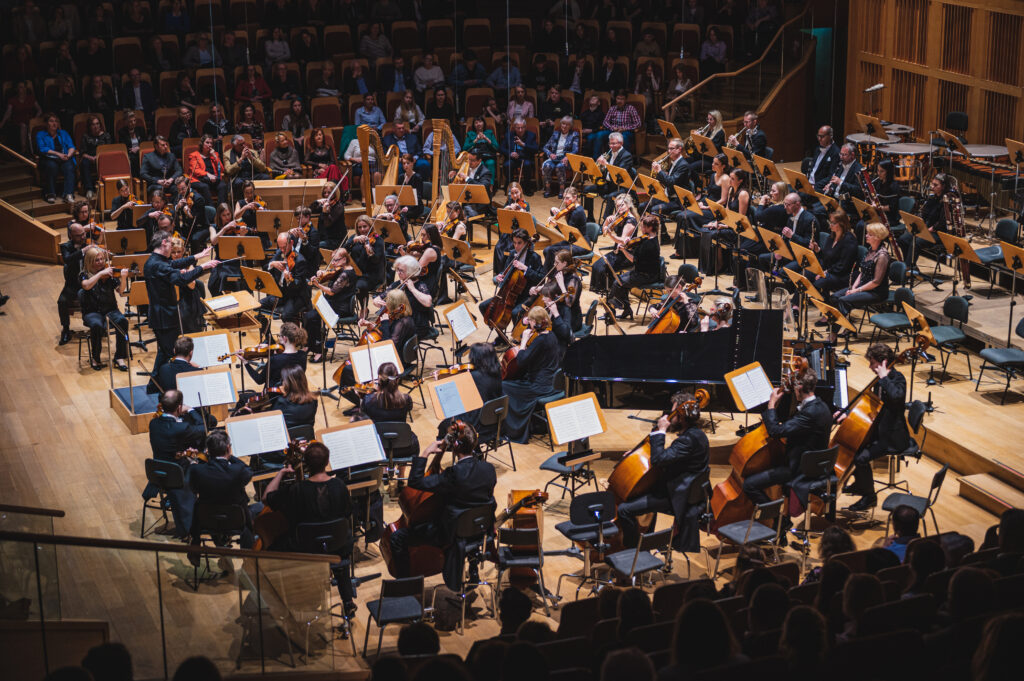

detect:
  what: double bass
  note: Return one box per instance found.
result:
[483,252,529,331]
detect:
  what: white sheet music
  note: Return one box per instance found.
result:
[350,347,373,383]
[314,291,339,328]
[321,424,387,471]
[176,370,235,407]
[446,303,477,342]
[190,333,232,368]
[369,343,400,373]
[226,412,289,457]
[731,365,773,411]
[207,295,239,311]
[547,397,604,446]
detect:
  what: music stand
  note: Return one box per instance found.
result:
[104,228,147,254]
[497,208,537,238]
[758,227,795,261]
[636,174,669,204]
[810,298,857,355]
[815,191,839,213]
[673,187,701,213]
[899,211,939,290]
[855,113,889,141]
[111,254,150,280]
[850,196,883,227]
[220,235,265,262]
[901,302,937,399]
[780,168,814,196]
[254,210,290,240]
[937,232,981,297]
[240,266,283,300]
[752,154,783,184]
[373,219,406,245]
[657,119,682,140]
[319,247,334,263]
[566,154,602,183]
[442,299,479,359]
[783,268,824,340]
[372,185,418,206]
[442,235,477,267]
[202,290,262,391]
[721,146,753,174]
[605,164,635,191]
[125,279,151,346]
[935,130,969,174]
[1002,243,1024,350]
[789,242,824,277]
[448,184,490,206]
[691,133,718,159]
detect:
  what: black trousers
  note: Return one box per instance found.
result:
[851,441,887,498]
[83,310,129,362]
[610,271,656,308]
[57,284,77,330]
[617,493,673,548]
[149,326,180,393]
[742,466,793,506]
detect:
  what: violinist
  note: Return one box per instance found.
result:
[378,191,412,243]
[337,290,417,402]
[69,200,95,233]
[434,342,503,439]
[494,182,530,272]
[842,344,909,512]
[57,221,90,345]
[137,189,172,243]
[388,422,496,589]
[399,224,443,298]
[314,180,348,250]
[502,307,562,443]
[811,209,858,300]
[436,200,468,241]
[380,256,434,339]
[344,215,384,300]
[616,392,710,552]
[188,430,254,548]
[79,244,130,371]
[530,249,583,331]
[478,228,544,328]
[541,186,590,271]
[698,297,734,331]
[234,180,264,243]
[536,281,575,348]
[261,441,356,617]
[306,249,358,363]
[742,368,831,539]
[272,364,318,430]
[590,194,638,294]
[265,232,311,323]
[145,389,216,539]
[284,205,320,270]
[168,235,206,333]
[207,203,247,295]
[241,321,308,388]
[397,154,424,222]
[142,230,218,390]
[608,215,661,321]
[155,336,199,394]
[356,362,419,459]
[109,179,139,230]
[172,175,206,252]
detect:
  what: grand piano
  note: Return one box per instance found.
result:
[563,309,840,412]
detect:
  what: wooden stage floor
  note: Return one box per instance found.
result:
[0,195,1019,674]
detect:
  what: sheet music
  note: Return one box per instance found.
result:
[547,398,604,445]
[176,370,235,407]
[321,424,387,471]
[207,295,239,311]
[731,366,773,411]
[314,291,339,328]
[445,303,477,342]
[190,333,232,368]
[368,343,400,374]
[350,347,373,383]
[226,412,289,457]
[435,381,466,418]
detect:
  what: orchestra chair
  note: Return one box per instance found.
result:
[675,471,714,579]
[975,318,1024,403]
[288,423,315,442]
[495,526,553,617]
[362,575,425,658]
[602,526,674,589]
[188,503,248,591]
[540,443,599,501]
[475,395,515,471]
[857,261,907,334]
[530,369,567,451]
[929,296,972,383]
[573,299,600,340]
[711,498,785,579]
[74,288,113,369]
[871,399,927,496]
[398,336,427,408]
[141,459,186,538]
[326,314,362,359]
[429,504,496,635]
[789,447,839,573]
[975,219,1020,298]
[294,517,363,656]
[632,258,667,321]
[374,421,416,478]
[881,463,950,537]
[867,287,915,347]
[554,491,620,599]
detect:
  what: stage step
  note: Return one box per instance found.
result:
[0,185,40,203]
[958,473,1024,516]
[993,459,1024,490]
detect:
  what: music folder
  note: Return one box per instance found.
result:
[544,392,607,446]
[317,421,387,472]
[724,362,773,412]
[225,410,289,458]
[175,364,238,407]
[426,371,483,420]
[185,330,236,368]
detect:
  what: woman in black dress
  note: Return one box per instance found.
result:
[502,307,562,443]
[398,154,424,222]
[168,236,206,333]
[358,362,419,460]
[343,215,385,304]
[207,203,250,295]
[306,247,358,363]
[381,254,435,339]
[241,321,308,387]
[527,249,583,332]
[109,179,139,230]
[337,289,418,405]
[79,246,130,371]
[811,209,858,300]
[272,364,318,429]
[398,224,443,299]
[830,223,891,342]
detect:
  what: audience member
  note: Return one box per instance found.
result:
[398,621,441,656]
[780,605,827,675]
[81,642,133,681]
[601,647,655,681]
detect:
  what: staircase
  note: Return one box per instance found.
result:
[959,460,1024,516]
[0,159,75,229]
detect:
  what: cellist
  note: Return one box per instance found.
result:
[616,392,710,553]
[387,422,497,590]
[842,343,909,512]
[742,368,831,539]
[477,227,544,331]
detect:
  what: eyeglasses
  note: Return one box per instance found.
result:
[816,133,829,138]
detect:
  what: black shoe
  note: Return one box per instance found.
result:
[342,406,360,417]
[841,483,857,495]
[0,294,8,307]
[617,309,633,320]
[846,496,877,512]
[59,329,73,345]
[776,519,793,544]
[343,601,358,619]
[815,318,830,327]
[670,252,685,260]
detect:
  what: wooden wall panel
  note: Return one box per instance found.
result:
[845,0,1024,146]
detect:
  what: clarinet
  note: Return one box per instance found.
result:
[859,169,903,260]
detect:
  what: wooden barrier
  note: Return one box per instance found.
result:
[0,199,61,264]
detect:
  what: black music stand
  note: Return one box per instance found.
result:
[1003,243,1024,350]
[899,211,941,291]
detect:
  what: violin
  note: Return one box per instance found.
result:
[432,363,474,378]
[254,194,267,209]
[548,201,578,225]
[281,251,297,283]
[309,265,344,286]
[621,234,652,250]
[128,193,138,203]
[242,386,285,413]
[219,343,284,362]
[780,355,810,393]
[223,220,248,236]
[402,240,428,255]
[174,447,208,464]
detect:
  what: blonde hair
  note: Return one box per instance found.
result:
[355,215,373,232]
[83,245,107,275]
[770,181,787,203]
[169,235,186,256]
[708,110,724,135]
[615,194,636,213]
[527,306,551,331]
[865,222,890,242]
[386,290,411,318]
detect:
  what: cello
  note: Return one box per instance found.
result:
[483,252,529,332]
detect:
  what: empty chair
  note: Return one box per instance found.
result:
[882,464,949,536]
[363,576,425,657]
[929,296,971,382]
[975,318,1024,404]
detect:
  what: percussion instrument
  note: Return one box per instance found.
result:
[878,142,937,184]
[883,123,915,141]
[845,132,898,168]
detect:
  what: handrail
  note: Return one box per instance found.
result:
[0,530,340,563]
[662,2,813,112]
[0,141,38,169]
[0,503,66,518]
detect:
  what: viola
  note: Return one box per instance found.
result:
[85,221,103,241]
[219,343,284,362]
[254,194,267,209]
[510,283,576,343]
[483,254,529,331]
[402,240,428,255]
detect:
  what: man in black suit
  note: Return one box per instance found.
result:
[387,423,497,589]
[844,344,909,511]
[584,132,635,221]
[155,336,199,394]
[728,110,768,160]
[617,392,710,552]
[742,368,832,536]
[642,137,692,245]
[821,143,864,216]
[119,68,157,120]
[760,192,817,270]
[189,429,254,547]
[802,126,841,193]
[144,389,217,537]
[143,231,219,392]
[140,137,183,195]
[263,232,311,323]
[594,55,626,93]
[455,150,493,221]
[57,222,89,345]
[382,121,422,161]
[500,118,540,194]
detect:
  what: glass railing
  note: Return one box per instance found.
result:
[0,531,342,680]
[0,505,65,621]
[663,3,817,124]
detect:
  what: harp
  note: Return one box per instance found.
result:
[357,124,400,210]
[428,119,470,223]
